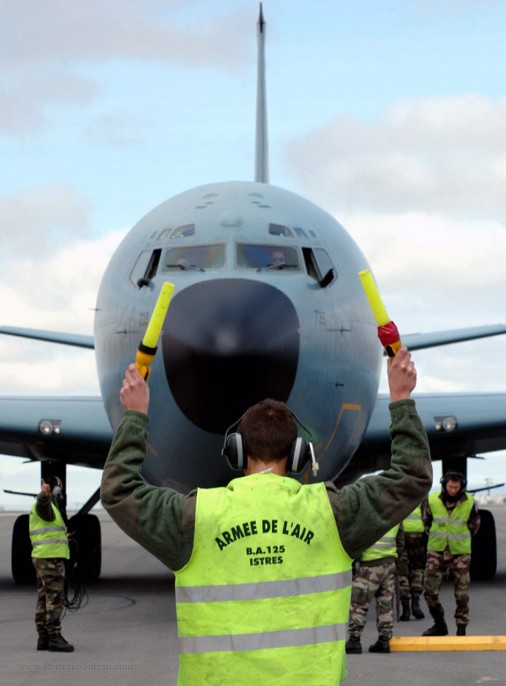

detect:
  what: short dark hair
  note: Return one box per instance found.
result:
[440,471,467,488]
[237,399,297,461]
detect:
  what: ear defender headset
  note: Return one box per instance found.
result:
[222,408,319,476]
[43,476,63,497]
[440,471,467,489]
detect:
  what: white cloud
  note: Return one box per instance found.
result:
[0,1,252,138]
[0,228,125,394]
[286,94,506,219]
[280,91,506,401]
[279,94,506,404]
[0,185,93,253]
[0,1,250,64]
[348,213,506,307]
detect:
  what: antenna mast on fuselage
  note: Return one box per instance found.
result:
[255,3,269,183]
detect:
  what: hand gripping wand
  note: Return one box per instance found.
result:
[135,281,175,380]
[358,269,402,357]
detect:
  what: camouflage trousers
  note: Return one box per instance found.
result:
[348,559,396,639]
[423,550,471,626]
[33,558,66,637]
[398,532,427,601]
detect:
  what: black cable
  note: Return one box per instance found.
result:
[63,535,88,613]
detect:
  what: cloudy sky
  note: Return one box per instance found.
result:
[1,0,506,508]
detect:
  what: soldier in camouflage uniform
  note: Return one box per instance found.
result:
[398,504,427,620]
[422,472,480,637]
[396,527,411,619]
[346,525,404,654]
[29,476,74,652]
[33,559,67,638]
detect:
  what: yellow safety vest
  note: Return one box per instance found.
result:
[427,492,474,555]
[29,501,69,559]
[360,525,399,562]
[403,506,424,533]
[175,472,353,686]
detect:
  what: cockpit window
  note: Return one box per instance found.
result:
[130,249,161,288]
[294,227,308,238]
[268,223,293,237]
[236,244,300,271]
[302,247,337,287]
[171,224,195,238]
[161,244,225,271]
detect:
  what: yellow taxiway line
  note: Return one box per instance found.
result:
[390,636,506,652]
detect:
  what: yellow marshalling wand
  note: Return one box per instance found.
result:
[358,269,402,357]
[135,281,175,379]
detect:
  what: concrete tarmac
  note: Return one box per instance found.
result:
[1,506,505,686]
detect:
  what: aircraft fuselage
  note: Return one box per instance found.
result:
[94,181,382,491]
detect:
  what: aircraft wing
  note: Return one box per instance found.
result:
[0,396,112,467]
[402,324,506,352]
[468,483,505,495]
[0,326,94,349]
[339,392,506,485]
[3,323,506,354]
[2,320,505,397]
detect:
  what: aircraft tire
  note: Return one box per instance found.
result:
[68,513,102,582]
[470,508,496,581]
[11,514,36,584]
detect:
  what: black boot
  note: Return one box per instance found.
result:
[399,600,411,621]
[345,635,362,654]
[422,612,448,636]
[422,606,448,636]
[456,625,466,636]
[368,635,390,653]
[48,635,75,652]
[411,594,425,619]
[37,632,49,651]
[422,621,448,636]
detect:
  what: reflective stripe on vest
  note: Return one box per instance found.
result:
[29,501,69,559]
[403,506,424,533]
[427,492,474,554]
[176,569,351,603]
[179,622,348,655]
[175,474,353,686]
[360,524,399,562]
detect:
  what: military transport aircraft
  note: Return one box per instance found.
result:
[1,5,506,584]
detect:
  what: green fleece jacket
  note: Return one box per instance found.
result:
[100,399,432,570]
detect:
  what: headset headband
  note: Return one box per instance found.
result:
[440,471,467,487]
[222,406,319,476]
[223,407,313,443]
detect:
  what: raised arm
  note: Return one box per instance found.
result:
[332,348,433,559]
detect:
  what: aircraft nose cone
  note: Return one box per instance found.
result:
[162,278,300,433]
